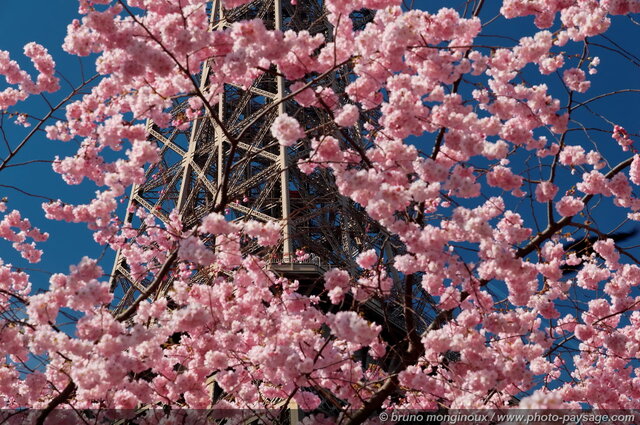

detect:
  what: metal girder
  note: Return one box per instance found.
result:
[108,0,406,331]
[148,128,187,157]
[104,1,428,419]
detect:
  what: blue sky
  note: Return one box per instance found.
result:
[0,0,638,326]
[0,1,110,290]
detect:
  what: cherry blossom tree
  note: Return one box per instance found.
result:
[1,0,640,424]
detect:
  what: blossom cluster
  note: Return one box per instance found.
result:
[0,42,59,110]
[1,0,640,420]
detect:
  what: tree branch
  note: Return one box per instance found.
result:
[517,156,634,259]
[115,249,178,322]
[35,381,77,425]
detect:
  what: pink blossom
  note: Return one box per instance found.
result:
[577,263,611,290]
[577,171,612,196]
[555,196,584,217]
[271,113,306,147]
[334,104,359,127]
[290,81,316,107]
[608,173,632,200]
[486,165,523,192]
[562,68,591,93]
[535,182,559,202]
[179,236,215,265]
[559,145,587,166]
[630,155,640,185]
[593,238,620,269]
[324,269,350,304]
[243,220,281,246]
[356,249,378,269]
[613,125,634,151]
[311,136,343,164]
[0,208,48,263]
[200,212,238,235]
[326,311,381,346]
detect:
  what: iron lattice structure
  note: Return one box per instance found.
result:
[109,0,434,331]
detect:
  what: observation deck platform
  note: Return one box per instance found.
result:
[268,256,327,278]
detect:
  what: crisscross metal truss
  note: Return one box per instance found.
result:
[108,0,416,327]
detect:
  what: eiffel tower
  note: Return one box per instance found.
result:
[106,0,440,420]
[107,0,441,398]
[109,0,404,312]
